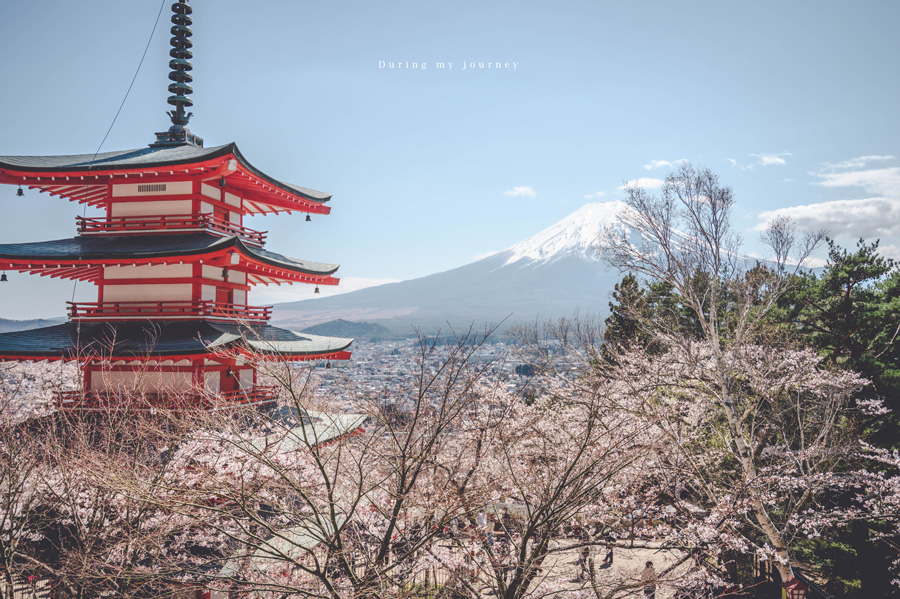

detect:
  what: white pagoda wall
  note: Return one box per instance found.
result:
[200,266,247,304]
[200,183,219,200]
[199,285,247,304]
[90,369,194,394]
[109,200,193,217]
[112,181,193,197]
[104,264,193,279]
[108,181,243,226]
[103,284,192,302]
[101,264,194,302]
[200,185,242,225]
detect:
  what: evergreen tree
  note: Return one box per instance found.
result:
[777,238,900,598]
[602,273,647,357]
[779,238,900,442]
[602,274,704,361]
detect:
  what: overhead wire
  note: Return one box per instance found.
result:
[71,0,169,377]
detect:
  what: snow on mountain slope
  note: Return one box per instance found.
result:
[502,201,632,265]
[272,201,636,332]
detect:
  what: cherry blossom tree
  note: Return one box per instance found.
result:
[35,408,201,599]
[129,326,683,599]
[0,407,49,599]
[131,328,505,599]
[596,162,865,586]
[423,379,674,599]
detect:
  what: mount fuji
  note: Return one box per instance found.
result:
[271,202,633,334]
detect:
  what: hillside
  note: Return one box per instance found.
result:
[300,319,394,340]
[272,202,633,333]
[0,317,67,334]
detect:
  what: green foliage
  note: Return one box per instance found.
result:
[601,274,648,361]
[775,238,900,598]
[793,536,863,599]
[604,240,900,596]
[601,273,703,361]
[778,238,900,446]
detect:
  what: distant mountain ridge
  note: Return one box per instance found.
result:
[0,317,66,334]
[273,202,632,333]
[301,319,393,339]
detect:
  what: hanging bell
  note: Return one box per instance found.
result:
[221,266,229,281]
[325,361,332,369]
[218,176,227,188]
[0,273,7,282]
[314,285,320,294]
[16,187,24,197]
[305,214,311,222]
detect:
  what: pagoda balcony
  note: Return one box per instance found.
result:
[53,385,279,412]
[76,214,267,246]
[67,300,272,322]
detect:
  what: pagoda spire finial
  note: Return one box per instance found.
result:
[166,0,194,127]
[152,0,202,147]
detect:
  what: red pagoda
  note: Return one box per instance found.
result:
[0,0,351,410]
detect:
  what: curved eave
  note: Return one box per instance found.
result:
[0,234,341,286]
[228,145,332,215]
[0,322,353,362]
[0,142,332,215]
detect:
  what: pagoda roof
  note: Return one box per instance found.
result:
[0,142,331,215]
[0,233,340,286]
[0,321,352,361]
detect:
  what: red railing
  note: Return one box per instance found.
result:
[67,300,272,322]
[76,214,267,246]
[54,386,279,411]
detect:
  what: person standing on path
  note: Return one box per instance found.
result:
[576,543,591,580]
[641,561,657,599]
[602,544,613,567]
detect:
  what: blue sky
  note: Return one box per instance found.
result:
[0,0,898,318]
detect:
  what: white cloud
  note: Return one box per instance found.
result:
[813,167,900,197]
[755,197,900,239]
[618,177,664,191]
[252,276,401,304]
[822,155,895,170]
[750,152,791,167]
[753,158,900,255]
[583,191,606,199]
[877,244,900,260]
[726,158,738,167]
[503,185,537,198]
[643,159,672,170]
[642,158,687,171]
[799,256,829,268]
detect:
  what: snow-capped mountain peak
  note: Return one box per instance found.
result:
[273,200,639,332]
[502,201,631,265]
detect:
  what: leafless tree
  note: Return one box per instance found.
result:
[0,405,49,599]
[598,163,855,585]
[122,327,506,599]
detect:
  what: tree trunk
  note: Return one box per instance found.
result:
[717,364,794,585]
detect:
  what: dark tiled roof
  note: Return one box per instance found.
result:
[0,142,331,203]
[0,321,352,358]
[0,144,232,170]
[0,233,339,276]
